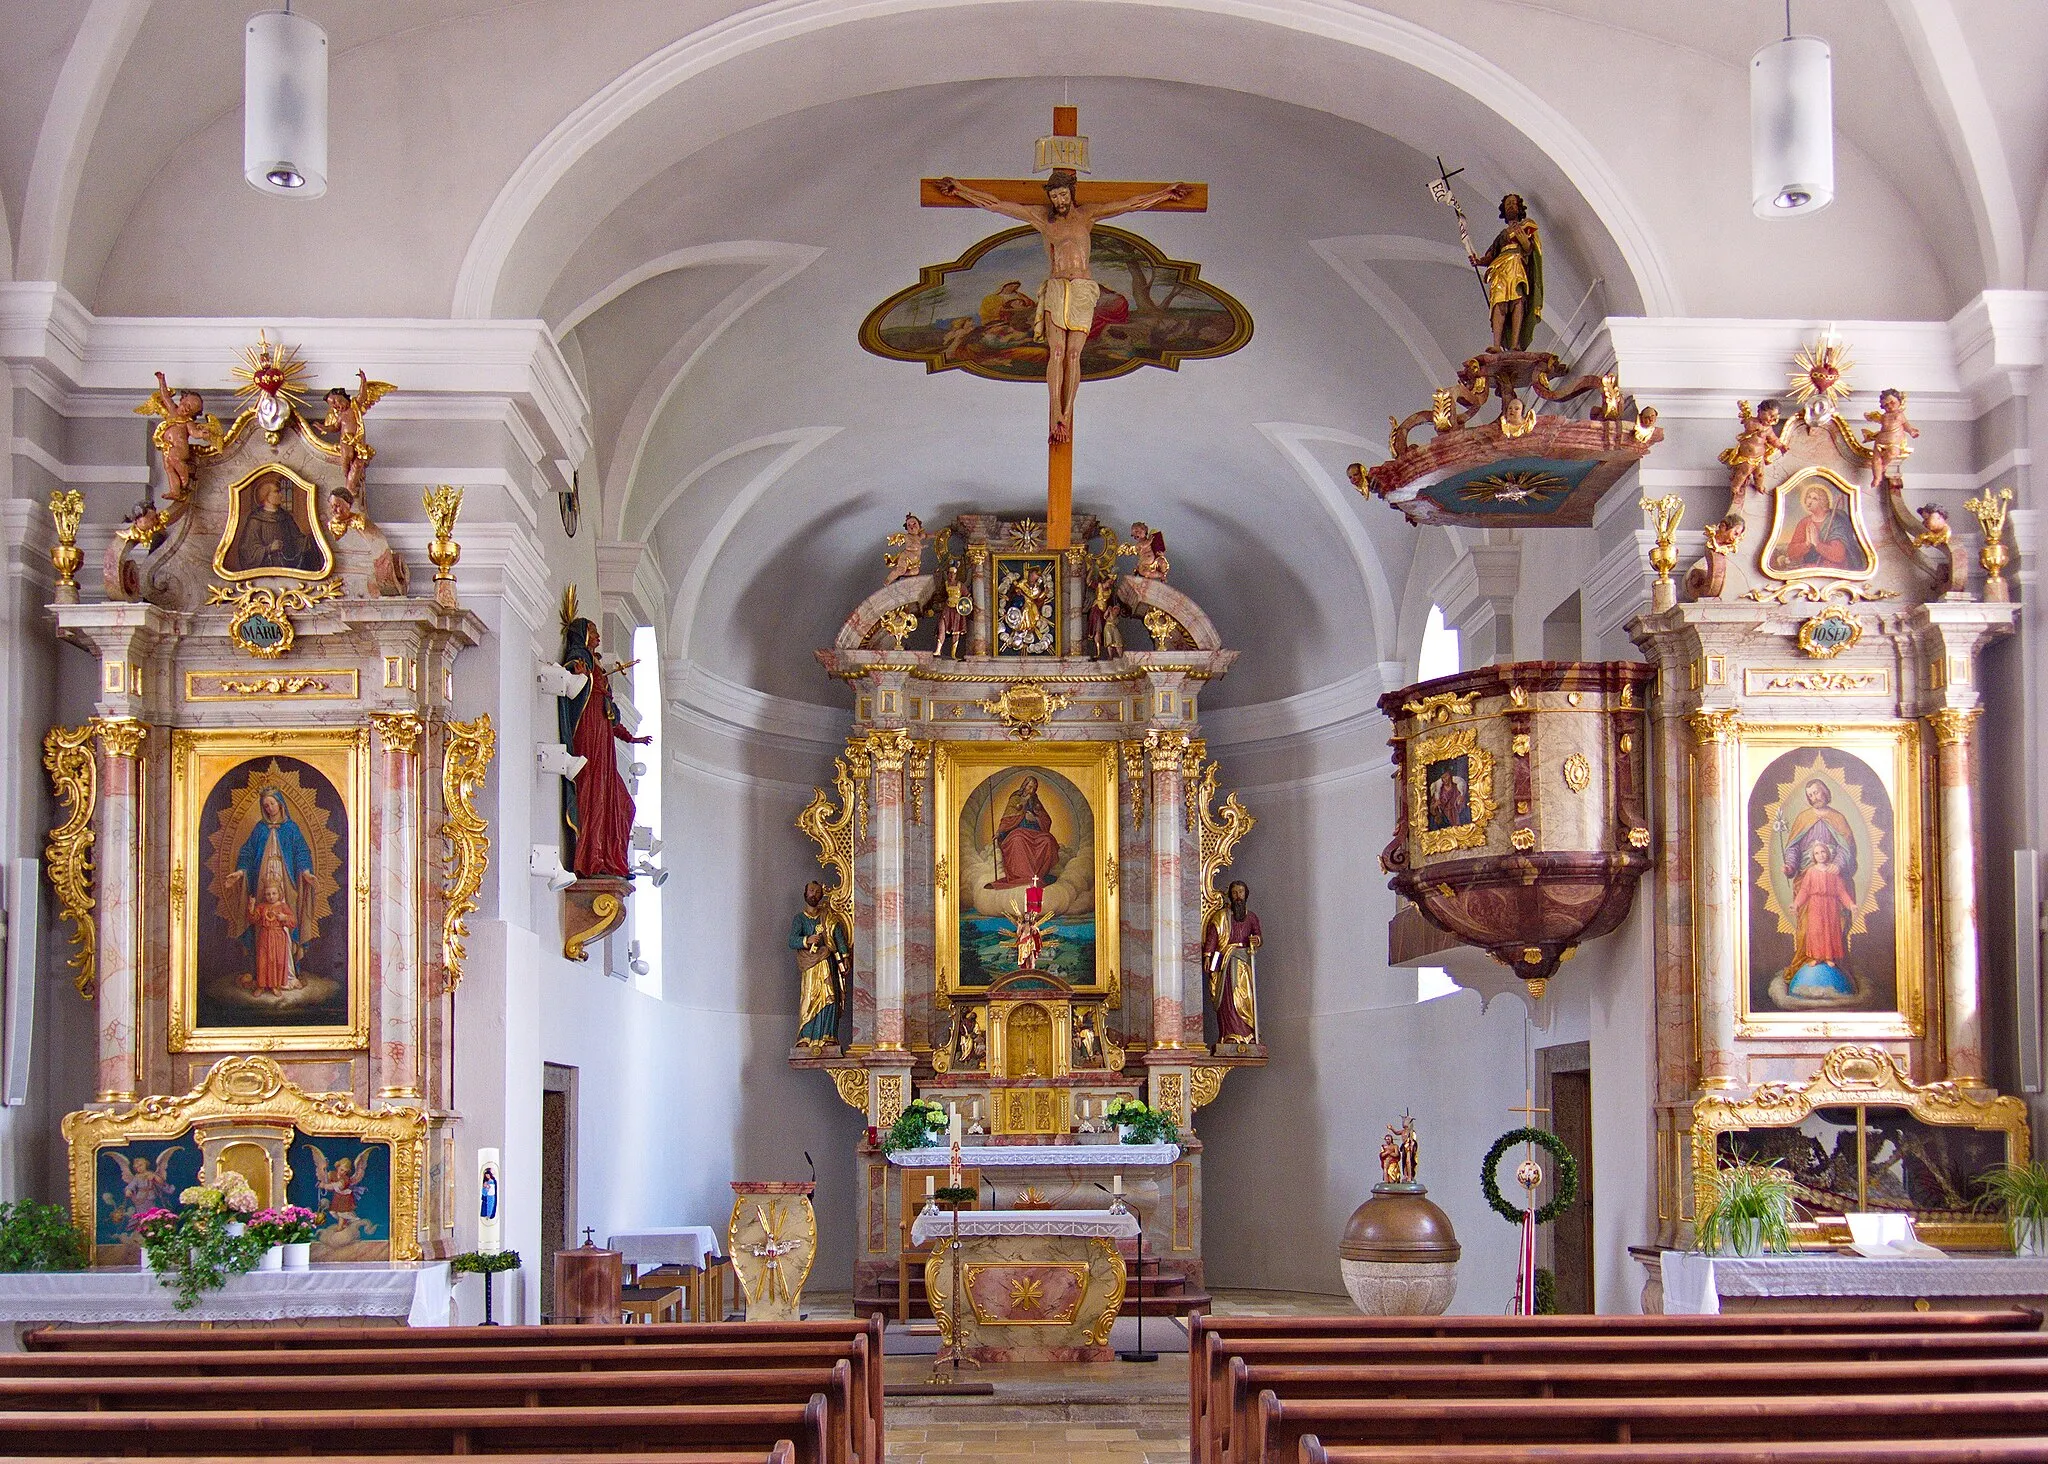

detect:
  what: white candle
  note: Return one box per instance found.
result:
[925,1174,936,1198]
[948,1112,962,1147]
[1113,1173,1123,1196]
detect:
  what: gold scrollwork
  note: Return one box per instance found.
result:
[1120,740,1148,819]
[1927,706,1980,748]
[1157,1072,1188,1127]
[438,714,494,992]
[1194,761,1256,926]
[1144,727,1193,772]
[1399,690,1481,727]
[1686,707,1741,743]
[1510,827,1537,851]
[874,1073,906,1127]
[1103,856,1117,895]
[42,724,97,999]
[423,484,464,587]
[370,710,424,757]
[830,1067,871,1113]
[980,683,1072,740]
[907,739,931,824]
[92,716,147,759]
[935,854,950,897]
[1795,604,1863,659]
[1408,725,1495,857]
[1561,752,1592,793]
[64,1055,428,1262]
[207,579,344,659]
[796,756,858,941]
[47,489,84,594]
[1190,1066,1228,1110]
[564,890,626,963]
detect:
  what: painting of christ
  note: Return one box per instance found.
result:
[1762,471,1875,582]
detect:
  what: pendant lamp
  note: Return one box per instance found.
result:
[244,5,327,198]
[1751,3,1832,217]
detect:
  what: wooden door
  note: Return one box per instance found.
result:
[540,1086,569,1318]
[1550,1068,1594,1313]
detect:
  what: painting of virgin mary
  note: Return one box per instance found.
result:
[1765,474,1874,579]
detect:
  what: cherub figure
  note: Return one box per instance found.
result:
[1915,504,1967,598]
[1686,514,1747,600]
[1861,387,1920,490]
[884,513,928,583]
[321,371,396,499]
[1129,522,1170,581]
[103,500,165,601]
[1630,405,1660,445]
[1718,399,1788,502]
[134,373,222,514]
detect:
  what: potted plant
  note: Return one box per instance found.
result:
[1979,1161,2048,1256]
[144,1176,270,1310]
[882,1098,949,1154]
[0,1199,86,1273]
[1104,1097,1177,1146]
[450,1249,522,1325]
[250,1205,321,1270]
[1695,1162,1795,1257]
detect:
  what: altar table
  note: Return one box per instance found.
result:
[911,1206,1140,1362]
[1634,1247,2048,1316]
[0,1262,451,1344]
[607,1225,721,1274]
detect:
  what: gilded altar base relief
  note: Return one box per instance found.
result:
[1737,723,1924,1039]
[170,728,371,1052]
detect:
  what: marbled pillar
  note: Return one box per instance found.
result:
[868,731,911,1050]
[1147,730,1191,1050]
[967,546,992,658]
[372,711,425,1101]
[92,716,146,1102]
[1930,707,1986,1083]
[1686,708,1741,1089]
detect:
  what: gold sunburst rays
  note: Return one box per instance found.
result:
[232,331,313,416]
[1788,336,1854,420]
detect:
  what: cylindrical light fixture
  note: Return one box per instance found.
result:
[1751,28,1832,217]
[244,7,328,198]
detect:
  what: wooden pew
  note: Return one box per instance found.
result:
[0,1398,829,1461]
[25,1318,885,1464]
[1226,1356,2048,1464]
[1302,1441,2048,1464]
[0,1364,855,1464]
[0,1455,795,1464]
[1255,1391,2048,1464]
[1194,1320,2048,1464]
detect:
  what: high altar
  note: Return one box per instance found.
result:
[794,511,1261,1318]
[40,339,491,1273]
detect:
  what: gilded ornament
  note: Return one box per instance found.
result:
[1103,855,1117,895]
[1640,494,1682,611]
[1400,690,1481,727]
[1120,740,1148,818]
[1158,1072,1187,1126]
[907,740,931,824]
[795,757,857,938]
[1510,827,1537,851]
[203,675,342,698]
[1927,707,1979,748]
[934,853,950,897]
[1194,761,1255,925]
[1627,827,1652,849]
[875,1073,906,1127]
[1145,727,1193,772]
[1964,485,2014,601]
[92,716,147,759]
[976,683,1071,741]
[1407,725,1495,857]
[423,484,465,589]
[208,579,344,659]
[370,710,424,756]
[830,1068,871,1113]
[1142,608,1189,650]
[865,727,916,774]
[42,724,98,999]
[1190,1066,1228,1110]
[1795,605,1862,659]
[564,889,626,963]
[1686,708,1741,743]
[47,489,84,597]
[877,607,921,650]
[1561,753,1591,793]
[439,714,495,992]
[1510,733,1531,757]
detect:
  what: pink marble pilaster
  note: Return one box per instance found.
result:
[92,718,145,1102]
[1687,709,1740,1090]
[372,713,424,1101]
[1149,739,1188,1050]
[1930,709,1985,1083]
[870,748,908,1051]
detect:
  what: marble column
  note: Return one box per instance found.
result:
[1686,708,1741,1090]
[1929,707,1986,1083]
[1147,730,1192,1051]
[868,731,911,1051]
[966,545,992,658]
[92,716,146,1103]
[371,712,425,1102]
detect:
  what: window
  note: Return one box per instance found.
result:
[1416,967,1459,1002]
[1417,605,1460,683]
[628,626,664,997]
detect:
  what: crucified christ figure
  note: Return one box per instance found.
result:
[935,169,1192,444]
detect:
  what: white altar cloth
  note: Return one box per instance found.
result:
[0,1262,451,1328]
[607,1226,720,1272]
[889,1144,1180,1168]
[910,1206,1141,1247]
[1708,1255,2048,1299]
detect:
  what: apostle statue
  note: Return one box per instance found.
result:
[934,559,973,658]
[1202,879,1262,1046]
[1462,194,1543,352]
[558,604,651,878]
[791,880,851,1049]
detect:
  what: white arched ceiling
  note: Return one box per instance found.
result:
[14,0,148,283]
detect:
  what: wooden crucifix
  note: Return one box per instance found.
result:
[923,107,1207,551]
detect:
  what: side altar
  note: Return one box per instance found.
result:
[793,511,1262,1316]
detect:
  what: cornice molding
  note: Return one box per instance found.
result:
[385,521,554,644]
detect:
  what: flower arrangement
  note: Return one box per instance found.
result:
[0,1199,87,1272]
[249,1205,320,1247]
[143,1173,271,1310]
[1978,1161,2048,1254]
[1695,1162,1796,1256]
[1104,1097,1177,1146]
[883,1098,950,1153]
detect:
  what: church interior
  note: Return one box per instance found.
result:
[3,0,2048,1458]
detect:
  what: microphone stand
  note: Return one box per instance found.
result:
[1098,1182,1156,1364]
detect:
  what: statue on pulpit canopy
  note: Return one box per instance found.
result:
[1203,880,1261,1045]
[558,595,651,878]
[792,881,850,1049]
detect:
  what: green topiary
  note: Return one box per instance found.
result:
[0,1200,86,1272]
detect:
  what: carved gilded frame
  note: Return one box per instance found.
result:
[1692,1045,2028,1249]
[64,1055,426,1263]
[212,462,336,583]
[1758,465,1880,589]
[1733,720,1926,1040]
[933,740,1119,1006]
[169,726,372,1052]
[1406,724,1496,858]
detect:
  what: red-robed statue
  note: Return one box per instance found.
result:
[559,615,650,878]
[985,775,1060,890]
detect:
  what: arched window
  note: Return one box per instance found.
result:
[628,625,664,998]
[1417,604,1461,683]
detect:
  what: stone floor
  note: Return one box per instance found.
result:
[801,1289,1348,1464]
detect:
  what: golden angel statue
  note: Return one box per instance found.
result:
[322,371,396,498]
[883,512,928,584]
[134,372,223,515]
[1860,387,1919,490]
[1718,399,1788,503]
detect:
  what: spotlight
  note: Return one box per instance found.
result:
[535,661,589,699]
[535,742,586,779]
[1751,7,1833,218]
[244,6,329,199]
[528,844,575,892]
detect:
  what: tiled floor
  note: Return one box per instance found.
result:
[862,1289,1349,1464]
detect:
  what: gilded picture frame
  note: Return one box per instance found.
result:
[1733,720,1926,1040]
[213,463,336,583]
[169,726,372,1052]
[1759,466,1879,587]
[990,551,1063,657]
[1407,724,1496,858]
[933,740,1119,1005]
